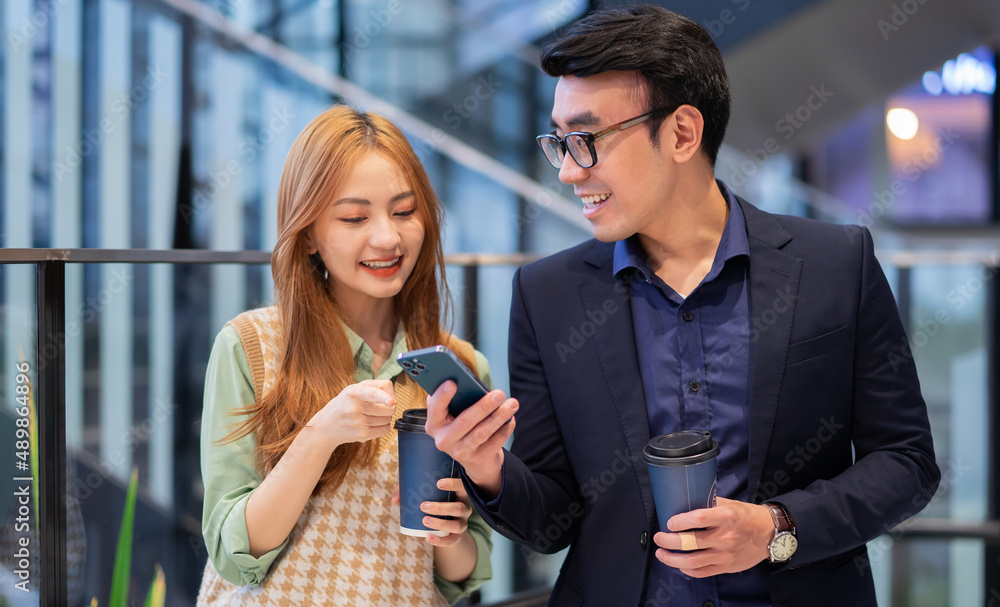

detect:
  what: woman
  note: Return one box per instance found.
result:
[197,105,495,605]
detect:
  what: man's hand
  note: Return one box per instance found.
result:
[424,381,518,499]
[652,497,775,577]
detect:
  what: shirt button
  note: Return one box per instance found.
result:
[640,531,648,547]
[689,381,700,393]
[703,602,715,607]
[682,311,695,322]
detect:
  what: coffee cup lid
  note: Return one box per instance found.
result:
[643,430,719,466]
[394,408,430,433]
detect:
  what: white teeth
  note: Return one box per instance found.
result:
[361,257,400,269]
[581,193,611,206]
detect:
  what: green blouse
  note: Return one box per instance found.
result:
[200,322,494,604]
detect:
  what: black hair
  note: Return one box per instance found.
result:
[540,5,731,166]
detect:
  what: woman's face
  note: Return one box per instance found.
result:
[305,151,425,315]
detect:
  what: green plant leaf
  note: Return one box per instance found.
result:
[108,467,139,607]
[142,564,166,607]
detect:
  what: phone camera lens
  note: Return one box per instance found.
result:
[401,361,412,368]
[415,363,426,370]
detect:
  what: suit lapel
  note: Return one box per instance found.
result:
[739,199,803,503]
[573,198,802,515]
[580,242,655,521]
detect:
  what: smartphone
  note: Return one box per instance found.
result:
[397,346,489,418]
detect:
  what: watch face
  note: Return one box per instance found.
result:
[771,533,798,561]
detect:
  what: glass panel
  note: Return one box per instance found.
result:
[866,260,993,606]
[871,538,985,607]
[61,260,272,604]
[908,263,989,524]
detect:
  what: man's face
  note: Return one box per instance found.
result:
[550,71,676,243]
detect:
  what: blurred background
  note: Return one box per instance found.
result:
[1,0,998,605]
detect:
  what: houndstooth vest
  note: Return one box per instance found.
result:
[196,306,465,606]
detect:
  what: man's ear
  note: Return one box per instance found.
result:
[668,105,705,164]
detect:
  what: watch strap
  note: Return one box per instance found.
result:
[765,503,795,534]
[764,502,798,564]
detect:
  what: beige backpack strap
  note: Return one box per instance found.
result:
[227,313,266,403]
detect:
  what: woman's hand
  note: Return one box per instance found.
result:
[392,478,479,582]
[246,379,395,557]
[390,478,472,546]
[419,478,473,546]
[305,379,396,450]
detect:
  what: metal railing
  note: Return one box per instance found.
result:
[2,246,999,605]
[0,248,537,606]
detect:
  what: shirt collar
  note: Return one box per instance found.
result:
[342,320,410,381]
[613,179,749,281]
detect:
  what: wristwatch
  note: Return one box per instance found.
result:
[764,502,798,563]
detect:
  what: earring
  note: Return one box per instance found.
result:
[310,252,328,280]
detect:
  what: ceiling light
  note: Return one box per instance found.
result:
[886,108,919,140]
[922,71,943,96]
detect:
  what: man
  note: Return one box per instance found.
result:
[425,5,940,606]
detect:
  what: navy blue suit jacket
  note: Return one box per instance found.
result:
[469,198,940,606]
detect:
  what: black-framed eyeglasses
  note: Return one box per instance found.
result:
[536,107,675,169]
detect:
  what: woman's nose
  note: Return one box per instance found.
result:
[369,215,402,249]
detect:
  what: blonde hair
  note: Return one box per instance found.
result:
[228,105,468,492]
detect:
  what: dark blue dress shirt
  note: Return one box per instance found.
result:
[614,181,770,607]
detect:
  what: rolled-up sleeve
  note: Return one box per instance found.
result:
[433,348,495,604]
[201,326,289,585]
[434,507,494,604]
